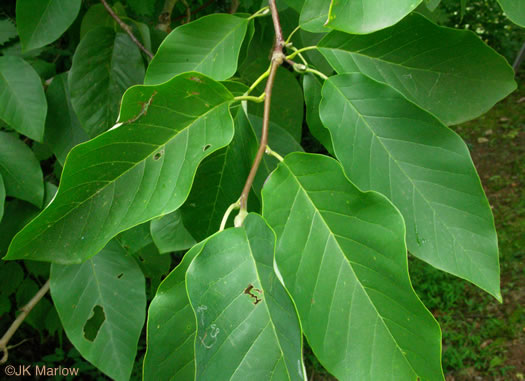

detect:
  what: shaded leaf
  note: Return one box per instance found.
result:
[5,72,235,264]
[150,210,196,253]
[262,152,443,380]
[425,0,442,12]
[187,214,305,380]
[16,0,81,51]
[0,19,17,46]
[0,55,47,141]
[318,13,517,125]
[143,241,205,381]
[80,4,115,39]
[69,27,145,137]
[145,14,249,84]
[44,73,89,165]
[50,240,146,381]
[117,222,153,254]
[0,131,44,207]
[303,74,334,154]
[320,73,500,299]
[181,109,258,240]
[0,174,4,222]
[327,0,422,34]
[133,243,171,293]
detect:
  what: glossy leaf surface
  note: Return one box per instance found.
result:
[50,240,146,381]
[497,0,525,26]
[327,0,421,34]
[44,73,88,165]
[0,131,44,207]
[318,13,517,125]
[16,0,81,51]
[299,0,330,33]
[262,153,443,381]
[0,56,47,141]
[143,241,205,381]
[5,72,235,264]
[150,210,196,254]
[187,214,305,380]
[320,74,500,299]
[145,14,249,85]
[69,27,145,137]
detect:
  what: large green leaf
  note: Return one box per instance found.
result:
[181,108,258,240]
[143,241,205,381]
[0,131,44,207]
[186,214,305,380]
[150,210,196,254]
[69,27,145,137]
[320,73,500,299]
[0,56,47,141]
[497,0,525,26]
[145,14,249,85]
[318,13,517,125]
[79,4,115,39]
[44,73,88,165]
[327,0,422,34]
[16,0,81,51]
[5,72,235,264]
[262,153,443,380]
[50,240,146,381]
[299,0,330,33]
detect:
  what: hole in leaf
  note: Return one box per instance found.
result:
[117,273,124,279]
[83,305,105,342]
[203,144,211,151]
[153,150,164,160]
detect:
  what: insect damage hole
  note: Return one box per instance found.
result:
[117,273,124,279]
[83,305,105,342]
[202,144,211,151]
[153,149,164,161]
[244,284,263,305]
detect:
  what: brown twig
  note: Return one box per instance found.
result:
[181,0,191,24]
[0,280,50,364]
[157,0,178,32]
[100,0,154,59]
[238,0,285,212]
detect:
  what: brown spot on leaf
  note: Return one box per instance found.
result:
[244,284,263,305]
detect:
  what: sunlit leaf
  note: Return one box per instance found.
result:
[262,152,443,380]
[5,72,235,264]
[320,73,500,300]
[497,0,525,27]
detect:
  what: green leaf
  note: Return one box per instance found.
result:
[425,0,442,12]
[303,74,334,154]
[0,174,4,222]
[327,0,422,34]
[186,214,305,380]
[50,240,146,381]
[262,153,443,380]
[143,241,205,381]
[180,109,258,240]
[150,210,196,253]
[0,262,24,295]
[318,13,517,125]
[5,72,235,264]
[44,73,89,165]
[145,14,249,85]
[299,0,330,33]
[117,222,153,254]
[16,0,81,51]
[497,0,525,27]
[69,27,145,137]
[0,19,17,46]
[126,0,156,16]
[0,200,38,255]
[0,131,44,207]
[320,73,500,300]
[0,56,47,141]
[133,243,171,293]
[80,4,115,39]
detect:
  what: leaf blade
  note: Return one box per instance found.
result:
[319,73,500,299]
[262,153,443,381]
[5,72,235,264]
